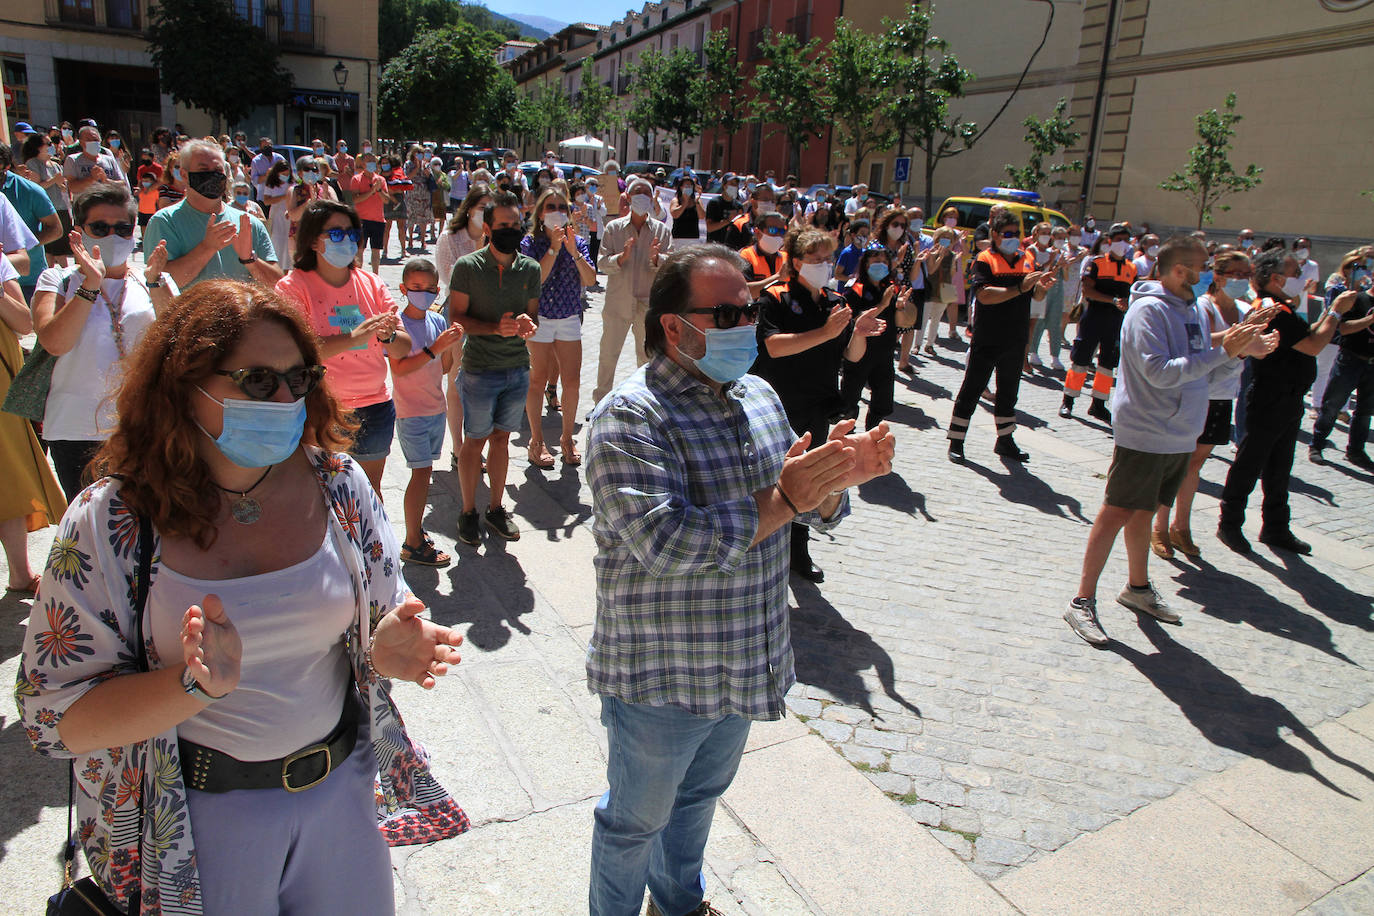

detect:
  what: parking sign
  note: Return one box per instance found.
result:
[893,156,911,183]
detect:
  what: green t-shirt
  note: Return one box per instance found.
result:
[142,199,276,287]
[448,245,542,372]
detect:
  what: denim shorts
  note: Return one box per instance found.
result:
[349,399,395,462]
[396,412,447,468]
[458,367,529,439]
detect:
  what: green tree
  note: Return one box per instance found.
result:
[823,19,897,189]
[472,69,522,148]
[702,30,746,166]
[575,58,621,140]
[379,0,525,64]
[642,48,709,164]
[146,0,293,135]
[1004,98,1083,192]
[1158,93,1263,229]
[881,2,977,214]
[533,85,574,148]
[378,22,505,140]
[626,51,662,158]
[751,32,831,177]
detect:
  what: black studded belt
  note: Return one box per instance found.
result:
[180,689,361,793]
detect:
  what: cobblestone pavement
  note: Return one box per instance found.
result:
[6,249,1372,891]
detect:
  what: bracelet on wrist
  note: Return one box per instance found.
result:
[145,275,163,289]
[363,637,382,680]
[74,286,99,302]
[775,483,801,516]
[237,254,257,264]
[377,330,397,344]
[423,345,437,359]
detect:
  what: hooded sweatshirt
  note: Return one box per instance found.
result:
[1113,280,1234,454]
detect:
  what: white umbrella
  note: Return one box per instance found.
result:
[558,134,607,151]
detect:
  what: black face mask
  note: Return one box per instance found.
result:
[260,147,273,157]
[489,227,524,254]
[187,169,228,199]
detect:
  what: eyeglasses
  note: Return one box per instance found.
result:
[300,168,319,175]
[1000,231,1021,239]
[324,227,361,244]
[214,365,325,401]
[85,221,136,239]
[761,225,787,237]
[685,302,759,329]
[890,223,907,231]
[544,204,570,213]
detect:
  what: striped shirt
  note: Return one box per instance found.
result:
[585,355,849,720]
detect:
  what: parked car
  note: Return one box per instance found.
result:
[622,160,675,178]
[517,161,603,189]
[831,185,892,208]
[930,187,1070,235]
[667,167,713,187]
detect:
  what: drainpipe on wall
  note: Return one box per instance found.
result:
[1078,0,1120,219]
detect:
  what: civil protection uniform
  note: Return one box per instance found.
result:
[948,247,1036,447]
[839,276,898,429]
[1065,253,1138,404]
[724,212,755,251]
[754,278,851,569]
[740,243,785,285]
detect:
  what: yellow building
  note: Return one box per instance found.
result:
[841,0,1374,247]
[1,0,378,149]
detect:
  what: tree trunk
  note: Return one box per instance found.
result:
[924,146,936,217]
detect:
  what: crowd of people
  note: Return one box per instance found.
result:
[1,118,1371,916]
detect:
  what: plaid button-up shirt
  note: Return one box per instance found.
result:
[585,355,849,720]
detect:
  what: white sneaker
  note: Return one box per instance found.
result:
[1050,357,1064,371]
[1028,353,1043,367]
[1064,597,1109,646]
[1117,583,1180,623]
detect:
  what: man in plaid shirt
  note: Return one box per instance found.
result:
[584,244,896,916]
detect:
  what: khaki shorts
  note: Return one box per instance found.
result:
[1104,446,1190,512]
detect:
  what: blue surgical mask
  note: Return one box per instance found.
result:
[1224,278,1251,300]
[364,161,378,173]
[866,263,890,283]
[195,387,306,469]
[676,318,758,384]
[405,289,438,310]
[302,171,320,184]
[1192,269,1213,300]
[322,237,358,268]
[999,238,1021,258]
[234,193,250,207]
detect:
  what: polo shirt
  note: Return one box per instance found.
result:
[142,200,275,287]
[1085,254,1137,302]
[1250,297,1317,396]
[448,245,541,373]
[755,279,851,417]
[1337,291,1374,360]
[1,170,56,288]
[704,194,742,243]
[970,248,1037,342]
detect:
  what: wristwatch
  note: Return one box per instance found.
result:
[181,666,226,704]
[377,330,398,344]
[237,254,257,264]
[422,345,437,359]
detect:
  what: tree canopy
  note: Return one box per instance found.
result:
[1158,93,1262,229]
[147,0,293,133]
[824,19,897,184]
[379,0,528,63]
[378,21,507,140]
[1004,98,1083,193]
[751,32,831,177]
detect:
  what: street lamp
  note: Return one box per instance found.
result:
[333,60,348,90]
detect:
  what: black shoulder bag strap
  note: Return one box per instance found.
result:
[58,512,152,915]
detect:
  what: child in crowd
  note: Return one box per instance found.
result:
[390,257,464,566]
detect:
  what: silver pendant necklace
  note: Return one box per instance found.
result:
[213,465,273,525]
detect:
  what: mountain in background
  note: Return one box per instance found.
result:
[501,12,568,35]
[482,8,551,39]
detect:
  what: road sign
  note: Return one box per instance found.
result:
[893,156,911,184]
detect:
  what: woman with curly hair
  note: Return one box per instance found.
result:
[17,279,467,914]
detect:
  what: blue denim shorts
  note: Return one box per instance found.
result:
[458,367,529,439]
[349,399,396,462]
[396,412,447,468]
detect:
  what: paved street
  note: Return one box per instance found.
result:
[2,250,1372,912]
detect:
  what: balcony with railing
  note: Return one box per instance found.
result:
[786,13,811,43]
[44,0,145,32]
[233,1,327,52]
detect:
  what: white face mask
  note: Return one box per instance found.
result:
[1281,276,1305,299]
[758,234,784,254]
[724,185,738,200]
[887,226,905,242]
[944,217,957,227]
[1034,234,1052,248]
[1068,235,1081,246]
[362,145,372,154]
[1109,240,1130,258]
[576,193,588,203]
[1295,247,1310,261]
[756,202,776,215]
[798,261,832,289]
[1145,245,1160,259]
[630,194,652,215]
[543,211,569,230]
[466,215,482,232]
[82,232,136,268]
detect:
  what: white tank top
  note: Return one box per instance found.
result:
[150,530,355,761]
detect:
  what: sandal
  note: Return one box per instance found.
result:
[401,541,451,567]
[1170,527,1201,557]
[5,574,40,596]
[1150,530,1174,560]
[528,442,555,469]
[545,384,560,412]
[560,437,582,467]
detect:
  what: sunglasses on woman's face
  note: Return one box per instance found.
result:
[324,227,361,244]
[545,204,571,213]
[685,302,759,329]
[85,221,136,239]
[214,365,325,400]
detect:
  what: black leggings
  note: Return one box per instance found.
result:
[47,439,103,501]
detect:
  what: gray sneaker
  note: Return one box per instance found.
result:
[1064,597,1109,646]
[1117,583,1180,623]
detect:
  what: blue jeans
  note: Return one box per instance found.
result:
[1312,349,1374,455]
[589,696,751,916]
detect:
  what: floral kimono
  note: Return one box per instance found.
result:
[16,448,468,915]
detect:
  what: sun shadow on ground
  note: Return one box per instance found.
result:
[788,579,921,721]
[1171,557,1360,666]
[1112,616,1373,798]
[961,457,1090,523]
[404,536,536,653]
[1257,552,1374,634]
[857,471,935,522]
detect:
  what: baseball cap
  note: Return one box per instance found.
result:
[1109,222,1131,237]
[14,122,34,133]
